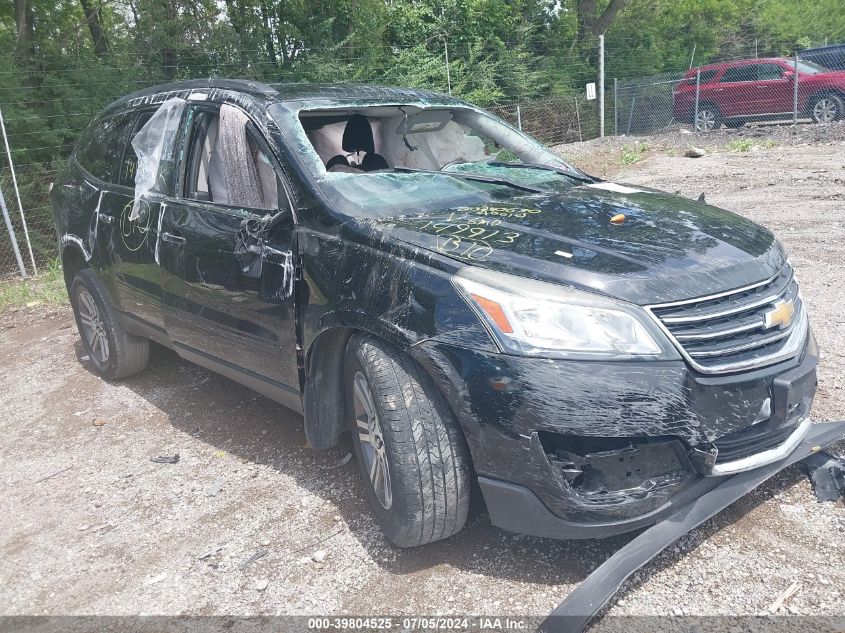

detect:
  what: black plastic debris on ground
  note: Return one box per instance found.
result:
[150,453,180,464]
[802,450,845,502]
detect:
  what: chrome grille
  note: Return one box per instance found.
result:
[647,266,807,374]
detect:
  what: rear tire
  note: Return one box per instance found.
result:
[694,105,722,132]
[810,94,843,124]
[70,268,149,380]
[344,334,470,547]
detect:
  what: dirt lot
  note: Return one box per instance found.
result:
[1,126,844,626]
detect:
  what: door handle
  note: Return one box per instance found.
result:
[714,88,724,92]
[98,212,114,226]
[160,231,186,245]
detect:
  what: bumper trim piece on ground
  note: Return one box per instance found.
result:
[539,420,845,633]
[802,449,845,501]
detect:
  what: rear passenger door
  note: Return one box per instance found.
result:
[74,109,172,333]
[158,102,301,408]
[715,64,761,117]
[95,108,170,332]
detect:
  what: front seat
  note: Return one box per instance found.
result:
[327,114,389,172]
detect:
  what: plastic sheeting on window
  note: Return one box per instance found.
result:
[129,97,186,221]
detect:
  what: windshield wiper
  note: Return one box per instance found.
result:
[392,166,543,194]
[486,161,598,184]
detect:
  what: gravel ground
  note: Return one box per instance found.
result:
[1,129,844,627]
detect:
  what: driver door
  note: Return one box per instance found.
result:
[158,102,301,408]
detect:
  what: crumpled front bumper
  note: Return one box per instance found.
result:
[540,420,845,633]
[412,329,818,537]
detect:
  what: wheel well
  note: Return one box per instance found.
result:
[803,89,845,118]
[807,88,845,106]
[686,102,721,124]
[696,102,721,116]
[302,328,468,453]
[302,327,356,450]
[61,245,88,291]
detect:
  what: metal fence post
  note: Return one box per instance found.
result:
[444,38,452,96]
[613,78,618,137]
[599,34,605,138]
[793,52,799,129]
[0,180,27,279]
[694,70,701,132]
[574,97,583,142]
[0,108,37,274]
[516,104,522,131]
[626,95,637,135]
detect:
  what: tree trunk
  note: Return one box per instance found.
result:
[79,0,110,57]
[260,0,277,66]
[569,0,630,51]
[223,0,243,35]
[14,0,35,64]
[157,0,178,80]
[591,0,629,36]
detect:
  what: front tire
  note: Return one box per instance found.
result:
[694,105,722,132]
[70,268,149,380]
[810,94,843,124]
[344,334,470,547]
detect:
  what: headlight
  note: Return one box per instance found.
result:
[453,267,677,360]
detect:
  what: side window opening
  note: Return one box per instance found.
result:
[682,69,717,86]
[184,104,281,211]
[129,97,186,220]
[76,112,136,183]
[757,64,785,81]
[118,110,155,188]
[720,65,757,83]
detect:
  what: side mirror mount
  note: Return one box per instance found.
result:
[783,70,795,80]
[234,206,293,278]
[235,213,270,278]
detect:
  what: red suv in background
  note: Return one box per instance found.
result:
[673,57,845,131]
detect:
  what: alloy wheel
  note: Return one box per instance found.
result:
[695,109,718,132]
[78,289,109,365]
[352,370,392,509]
[813,98,838,123]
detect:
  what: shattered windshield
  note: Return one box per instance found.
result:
[268,101,589,218]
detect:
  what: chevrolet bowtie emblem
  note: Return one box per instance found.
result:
[763,299,795,330]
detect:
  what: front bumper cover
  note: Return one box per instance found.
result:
[413,329,818,530]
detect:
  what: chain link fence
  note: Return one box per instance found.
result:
[1,159,57,279]
[487,95,601,145]
[614,71,686,136]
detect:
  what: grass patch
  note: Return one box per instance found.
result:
[726,139,779,153]
[620,143,650,165]
[0,259,67,314]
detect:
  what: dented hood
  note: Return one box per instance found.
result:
[372,182,786,305]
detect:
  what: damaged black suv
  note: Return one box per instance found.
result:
[52,80,817,547]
